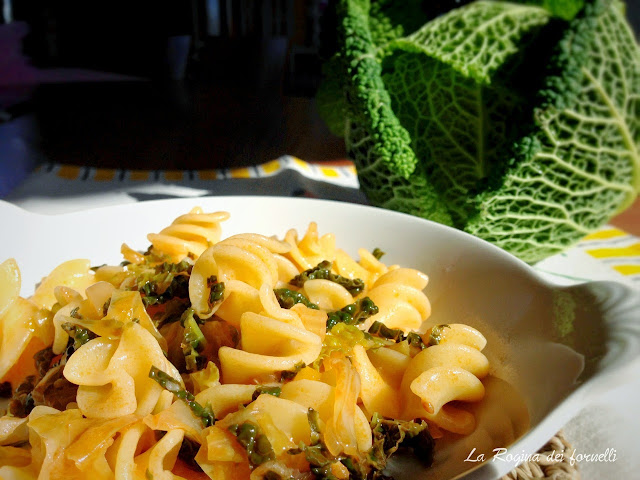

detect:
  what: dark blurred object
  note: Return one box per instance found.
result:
[12,0,328,91]
[0,0,344,174]
[0,0,344,175]
[14,0,192,77]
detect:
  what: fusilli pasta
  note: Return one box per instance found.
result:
[0,208,528,480]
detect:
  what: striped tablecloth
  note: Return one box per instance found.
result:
[6,156,639,291]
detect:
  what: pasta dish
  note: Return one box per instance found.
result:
[0,207,524,479]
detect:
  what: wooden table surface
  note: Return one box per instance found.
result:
[611,197,640,236]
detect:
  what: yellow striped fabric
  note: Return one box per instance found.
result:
[581,228,640,281]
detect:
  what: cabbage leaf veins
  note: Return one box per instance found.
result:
[327,0,639,263]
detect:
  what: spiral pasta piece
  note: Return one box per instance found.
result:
[362,268,431,332]
[147,207,229,261]
[401,331,489,435]
[283,222,336,271]
[53,287,165,355]
[213,279,262,328]
[258,284,306,328]
[27,407,89,478]
[0,259,20,318]
[366,346,411,389]
[190,234,285,323]
[351,344,401,418]
[51,286,84,354]
[0,259,52,385]
[280,377,372,454]
[333,247,396,289]
[31,259,94,311]
[195,384,257,420]
[65,414,140,476]
[16,406,150,479]
[423,323,488,350]
[218,312,322,383]
[112,421,152,480]
[301,279,353,311]
[64,321,181,418]
[411,366,485,414]
[135,428,185,480]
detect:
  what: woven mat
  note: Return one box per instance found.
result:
[503,431,579,480]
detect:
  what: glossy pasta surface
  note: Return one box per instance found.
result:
[0,207,520,480]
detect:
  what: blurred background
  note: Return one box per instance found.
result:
[0,0,345,196]
[1,0,639,197]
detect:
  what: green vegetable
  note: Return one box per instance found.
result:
[368,413,435,470]
[326,297,378,330]
[319,0,640,263]
[180,309,207,372]
[228,422,275,466]
[134,261,192,307]
[367,0,430,47]
[61,323,97,350]
[367,320,404,342]
[368,321,426,349]
[382,2,552,226]
[292,443,339,480]
[314,323,391,368]
[181,309,205,349]
[289,261,365,296]
[290,409,426,479]
[528,0,585,20]
[307,408,322,445]
[273,288,319,310]
[334,0,454,226]
[428,324,451,345]
[407,331,426,350]
[465,0,640,261]
[288,409,349,480]
[206,275,225,308]
[252,385,282,401]
[316,0,431,138]
[371,248,385,260]
[148,366,215,427]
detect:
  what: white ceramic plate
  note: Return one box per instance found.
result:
[1,196,639,479]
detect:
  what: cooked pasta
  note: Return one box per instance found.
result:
[0,208,527,480]
[146,207,230,262]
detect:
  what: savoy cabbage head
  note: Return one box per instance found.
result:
[319,0,639,263]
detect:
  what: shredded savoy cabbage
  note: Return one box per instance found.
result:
[318,0,639,263]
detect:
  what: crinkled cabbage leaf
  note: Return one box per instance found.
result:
[322,0,639,263]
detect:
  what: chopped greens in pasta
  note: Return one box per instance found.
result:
[325,297,379,330]
[0,208,527,479]
[290,260,366,296]
[273,287,319,310]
